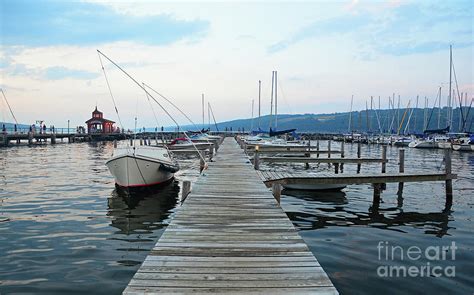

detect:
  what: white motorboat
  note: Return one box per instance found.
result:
[393,136,414,147]
[167,137,211,150]
[282,172,347,191]
[452,136,474,151]
[106,146,179,188]
[408,137,439,148]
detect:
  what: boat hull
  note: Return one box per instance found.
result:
[452,144,474,151]
[106,155,174,188]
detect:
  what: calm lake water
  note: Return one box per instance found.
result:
[0,140,473,294]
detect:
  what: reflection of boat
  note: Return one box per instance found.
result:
[282,189,347,205]
[106,146,179,188]
[107,181,179,234]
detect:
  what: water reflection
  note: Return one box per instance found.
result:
[107,182,179,235]
[283,189,348,205]
[283,190,452,238]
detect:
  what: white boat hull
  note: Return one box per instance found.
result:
[408,141,437,148]
[437,142,452,149]
[452,144,474,151]
[106,146,177,188]
[106,155,174,187]
[282,183,347,191]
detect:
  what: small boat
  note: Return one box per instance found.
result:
[452,136,474,151]
[106,146,179,188]
[281,172,347,191]
[167,137,211,150]
[393,136,414,147]
[408,137,437,148]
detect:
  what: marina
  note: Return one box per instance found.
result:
[0,134,473,294]
[1,1,473,294]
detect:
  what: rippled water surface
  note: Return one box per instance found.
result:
[0,140,473,294]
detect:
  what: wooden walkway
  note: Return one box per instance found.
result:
[123,137,338,294]
[257,171,457,186]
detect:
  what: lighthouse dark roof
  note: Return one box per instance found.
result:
[93,106,103,114]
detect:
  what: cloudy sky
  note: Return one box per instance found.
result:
[0,0,473,129]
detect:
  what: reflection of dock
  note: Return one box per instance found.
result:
[123,137,338,294]
[283,190,452,238]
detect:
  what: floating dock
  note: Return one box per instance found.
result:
[123,137,338,294]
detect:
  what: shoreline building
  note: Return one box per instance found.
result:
[85,107,115,134]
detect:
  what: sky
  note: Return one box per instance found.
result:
[0,0,473,129]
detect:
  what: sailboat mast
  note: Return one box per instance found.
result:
[258,80,261,128]
[202,93,205,127]
[414,95,419,133]
[251,99,254,131]
[348,95,353,133]
[270,71,274,128]
[275,70,278,129]
[437,86,442,128]
[448,45,452,129]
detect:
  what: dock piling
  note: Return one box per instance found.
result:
[445,149,453,203]
[357,141,361,173]
[272,183,281,204]
[381,145,387,173]
[397,149,405,196]
[181,180,191,202]
[253,147,260,170]
[316,139,320,158]
[340,141,345,173]
[113,140,117,148]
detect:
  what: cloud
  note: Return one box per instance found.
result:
[268,1,473,57]
[44,67,99,80]
[268,13,369,53]
[1,0,209,46]
[1,60,99,80]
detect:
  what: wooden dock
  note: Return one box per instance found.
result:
[123,137,338,294]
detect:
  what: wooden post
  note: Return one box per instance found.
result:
[2,135,7,147]
[209,145,214,160]
[327,140,331,158]
[199,152,205,172]
[51,133,56,144]
[381,145,387,173]
[397,149,405,196]
[272,183,281,204]
[445,149,453,203]
[113,140,117,148]
[316,139,320,158]
[254,147,260,170]
[357,141,361,173]
[340,141,345,173]
[181,180,191,202]
[334,163,339,174]
[130,138,133,146]
[139,138,143,145]
[28,132,34,145]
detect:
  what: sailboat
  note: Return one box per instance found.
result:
[97,50,180,189]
